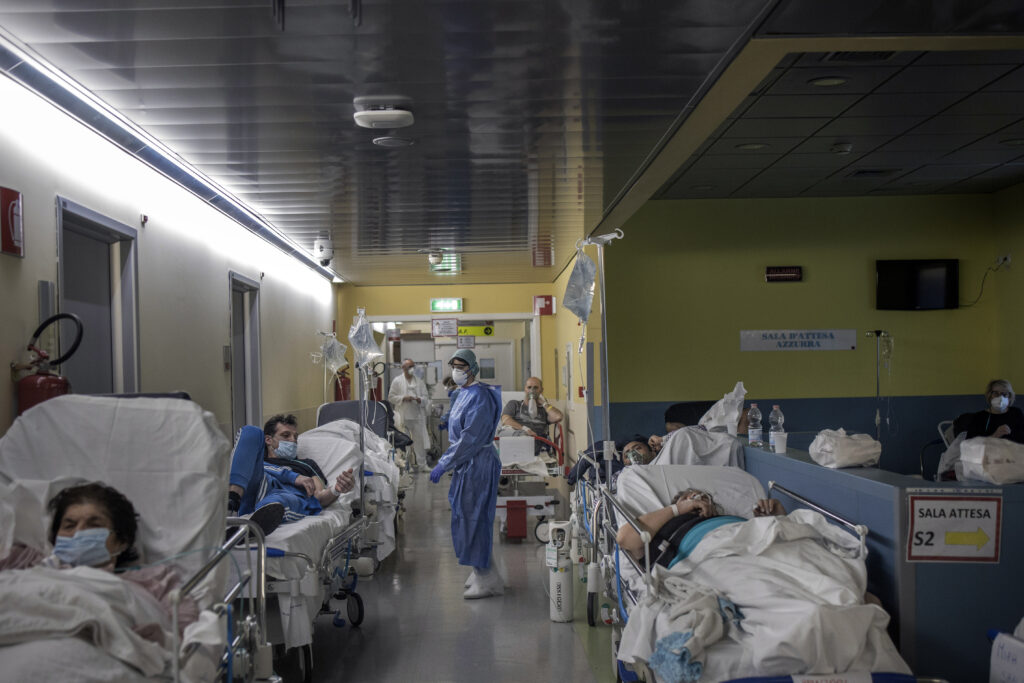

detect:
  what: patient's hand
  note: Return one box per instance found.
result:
[293,475,317,496]
[335,469,355,494]
[648,435,664,453]
[994,424,1011,438]
[753,499,785,517]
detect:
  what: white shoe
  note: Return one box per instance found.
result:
[465,571,475,588]
[463,569,503,599]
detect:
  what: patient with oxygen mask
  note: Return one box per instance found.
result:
[616,488,785,569]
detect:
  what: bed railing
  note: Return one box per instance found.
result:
[768,481,869,541]
[171,517,271,683]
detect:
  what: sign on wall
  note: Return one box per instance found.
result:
[0,187,24,258]
[431,318,458,338]
[740,329,857,351]
[457,335,475,349]
[906,491,1002,563]
[458,324,493,337]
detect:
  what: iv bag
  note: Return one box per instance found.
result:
[348,312,383,367]
[321,335,348,374]
[563,248,597,324]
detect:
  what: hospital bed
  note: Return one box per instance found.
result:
[573,457,926,683]
[232,414,399,670]
[0,394,271,682]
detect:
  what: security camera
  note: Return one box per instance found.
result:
[314,237,334,267]
[428,251,444,265]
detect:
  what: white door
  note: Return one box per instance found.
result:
[435,340,515,391]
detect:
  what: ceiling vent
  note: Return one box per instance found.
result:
[353,95,414,129]
[821,51,896,63]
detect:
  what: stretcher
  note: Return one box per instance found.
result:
[495,427,563,542]
[0,395,271,682]
[572,456,942,683]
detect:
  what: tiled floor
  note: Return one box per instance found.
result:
[304,471,615,682]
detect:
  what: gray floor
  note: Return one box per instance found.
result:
[305,472,614,683]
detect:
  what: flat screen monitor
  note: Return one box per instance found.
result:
[876,259,958,310]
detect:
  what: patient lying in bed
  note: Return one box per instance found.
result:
[0,482,199,674]
[617,488,784,568]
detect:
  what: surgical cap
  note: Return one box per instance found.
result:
[449,348,479,375]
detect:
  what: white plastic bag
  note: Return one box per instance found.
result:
[959,436,1024,484]
[808,428,881,468]
[563,248,596,324]
[698,381,746,434]
[348,311,383,367]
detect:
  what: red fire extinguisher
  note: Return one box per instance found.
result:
[334,368,351,401]
[15,312,83,415]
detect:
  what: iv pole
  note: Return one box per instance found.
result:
[582,229,624,444]
[865,329,890,440]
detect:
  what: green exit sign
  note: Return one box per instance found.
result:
[430,297,463,312]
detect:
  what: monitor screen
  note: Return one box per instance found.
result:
[876,259,959,310]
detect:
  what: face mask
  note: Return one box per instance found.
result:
[276,440,298,459]
[624,448,646,466]
[403,366,413,377]
[54,527,113,567]
[991,396,1009,412]
[452,368,469,386]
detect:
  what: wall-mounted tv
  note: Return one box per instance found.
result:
[876,259,959,310]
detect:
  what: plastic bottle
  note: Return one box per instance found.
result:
[747,403,763,448]
[768,404,785,449]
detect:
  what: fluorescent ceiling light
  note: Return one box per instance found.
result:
[735,142,768,150]
[808,76,848,87]
[0,32,335,281]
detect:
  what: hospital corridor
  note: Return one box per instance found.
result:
[1,2,1024,682]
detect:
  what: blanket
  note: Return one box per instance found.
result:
[651,428,744,468]
[618,510,910,682]
[0,566,173,676]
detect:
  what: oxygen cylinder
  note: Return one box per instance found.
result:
[546,521,573,622]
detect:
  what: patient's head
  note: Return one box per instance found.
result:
[664,403,692,433]
[671,488,723,517]
[48,482,139,569]
[622,440,653,466]
[264,414,299,458]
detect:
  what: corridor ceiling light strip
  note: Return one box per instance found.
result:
[0,32,338,282]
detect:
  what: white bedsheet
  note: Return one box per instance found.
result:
[614,467,910,681]
[651,428,744,468]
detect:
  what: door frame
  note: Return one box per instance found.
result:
[229,271,262,432]
[55,196,139,393]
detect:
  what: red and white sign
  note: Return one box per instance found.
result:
[431,318,458,338]
[0,187,24,258]
[533,295,556,316]
[907,494,1002,563]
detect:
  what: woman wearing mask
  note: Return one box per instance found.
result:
[429,349,505,599]
[955,379,1024,444]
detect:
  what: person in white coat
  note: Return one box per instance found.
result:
[389,358,431,471]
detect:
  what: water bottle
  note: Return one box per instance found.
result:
[747,403,763,448]
[768,404,785,449]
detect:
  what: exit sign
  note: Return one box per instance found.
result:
[430,297,463,313]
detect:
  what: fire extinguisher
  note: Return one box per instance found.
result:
[15,312,83,415]
[334,368,351,401]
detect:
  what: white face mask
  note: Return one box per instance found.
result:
[452,368,469,386]
[991,396,1009,412]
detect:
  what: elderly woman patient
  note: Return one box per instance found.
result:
[616,488,785,569]
[0,481,198,631]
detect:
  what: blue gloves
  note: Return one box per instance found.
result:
[429,463,446,483]
[438,419,448,431]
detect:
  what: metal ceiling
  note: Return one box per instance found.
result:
[0,1,1022,284]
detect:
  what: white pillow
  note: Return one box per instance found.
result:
[616,464,766,519]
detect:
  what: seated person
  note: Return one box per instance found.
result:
[954,379,1024,444]
[616,488,785,568]
[566,435,652,487]
[0,481,199,632]
[500,377,563,450]
[228,414,355,536]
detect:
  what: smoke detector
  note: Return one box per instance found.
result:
[353,96,414,129]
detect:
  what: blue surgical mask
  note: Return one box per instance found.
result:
[53,527,113,567]
[276,440,298,459]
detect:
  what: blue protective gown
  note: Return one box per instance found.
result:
[436,381,502,569]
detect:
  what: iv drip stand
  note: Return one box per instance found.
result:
[583,229,623,445]
[866,330,888,440]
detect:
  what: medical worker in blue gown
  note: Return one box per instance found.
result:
[429,349,505,599]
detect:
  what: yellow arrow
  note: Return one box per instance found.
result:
[458,325,493,337]
[944,527,989,550]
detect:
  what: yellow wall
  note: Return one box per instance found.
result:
[607,194,1008,403]
[994,182,1024,386]
[0,76,335,434]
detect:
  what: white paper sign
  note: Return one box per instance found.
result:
[457,335,475,349]
[991,632,1024,683]
[740,329,857,351]
[431,318,458,338]
[907,494,1002,562]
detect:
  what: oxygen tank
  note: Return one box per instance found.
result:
[547,521,573,622]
